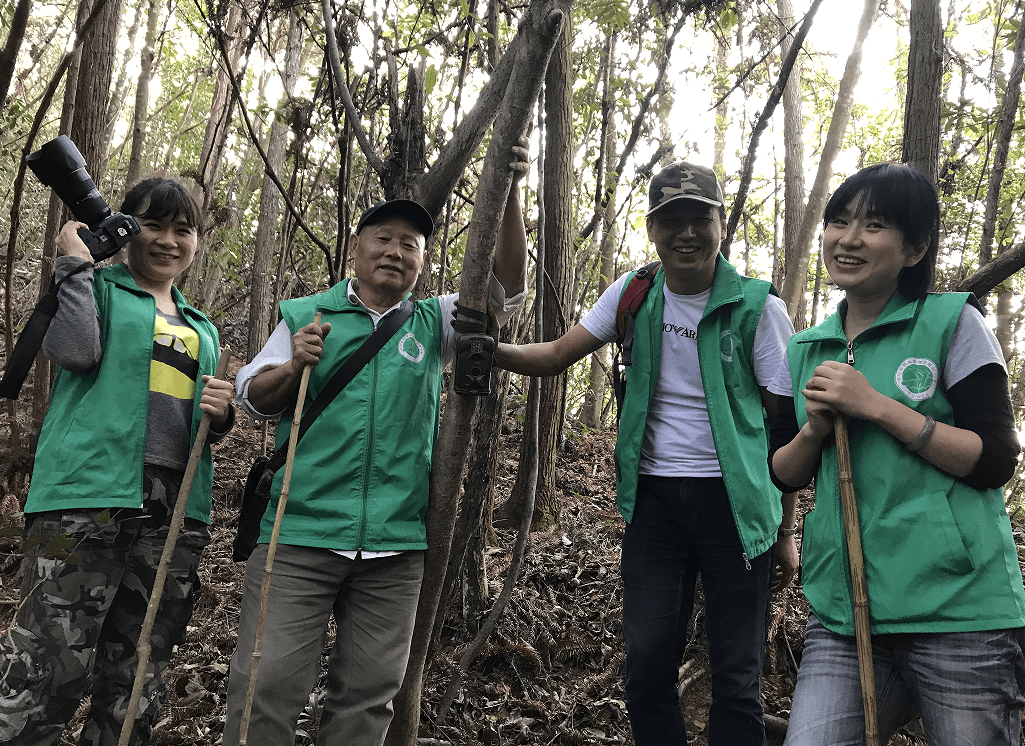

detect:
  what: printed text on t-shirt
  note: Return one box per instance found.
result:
[663,323,697,340]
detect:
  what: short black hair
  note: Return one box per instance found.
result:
[823,163,939,300]
[121,177,204,233]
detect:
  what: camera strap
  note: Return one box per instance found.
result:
[263,299,415,474]
[452,302,488,333]
[0,261,94,400]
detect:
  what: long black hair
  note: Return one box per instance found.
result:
[121,177,204,233]
[822,163,939,300]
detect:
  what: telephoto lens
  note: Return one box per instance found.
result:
[25,135,111,228]
[26,135,139,261]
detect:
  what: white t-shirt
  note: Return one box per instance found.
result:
[766,303,1006,398]
[581,272,794,477]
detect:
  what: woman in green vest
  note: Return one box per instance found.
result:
[768,163,1025,746]
[0,177,234,746]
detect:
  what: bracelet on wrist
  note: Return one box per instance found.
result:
[905,415,936,453]
[778,522,799,537]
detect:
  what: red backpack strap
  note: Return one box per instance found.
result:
[615,261,662,352]
[612,261,661,420]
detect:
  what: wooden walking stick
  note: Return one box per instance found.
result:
[238,311,321,746]
[834,414,880,746]
[118,347,231,746]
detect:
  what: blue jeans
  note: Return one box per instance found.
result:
[785,615,1025,746]
[621,475,771,746]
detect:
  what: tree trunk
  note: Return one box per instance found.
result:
[507,21,574,532]
[0,0,32,109]
[778,0,806,294]
[979,0,1025,265]
[428,355,513,657]
[581,216,616,428]
[102,0,142,160]
[996,285,1013,361]
[4,0,112,454]
[713,36,727,172]
[126,0,162,185]
[33,0,121,428]
[580,34,616,430]
[160,71,203,172]
[69,0,123,183]
[183,1,244,304]
[248,9,302,360]
[779,0,879,326]
[722,0,821,259]
[902,0,943,182]
[385,7,568,744]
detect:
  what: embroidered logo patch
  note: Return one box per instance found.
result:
[398,332,425,363]
[719,330,734,363]
[895,357,938,401]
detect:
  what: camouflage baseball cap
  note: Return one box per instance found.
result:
[647,162,724,215]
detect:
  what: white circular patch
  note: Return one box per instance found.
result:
[894,357,938,401]
[719,330,734,363]
[398,332,425,363]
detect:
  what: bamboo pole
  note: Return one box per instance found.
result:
[238,311,321,746]
[118,347,231,746]
[834,414,879,746]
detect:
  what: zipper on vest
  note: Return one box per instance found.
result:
[742,552,751,570]
[846,340,855,366]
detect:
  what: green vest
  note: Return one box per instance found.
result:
[789,292,1025,634]
[27,263,220,523]
[261,280,444,551]
[615,257,783,560]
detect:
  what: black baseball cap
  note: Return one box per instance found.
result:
[647,162,725,215]
[355,199,435,238]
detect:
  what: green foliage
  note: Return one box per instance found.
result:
[576,0,632,31]
[425,64,438,95]
[714,5,739,36]
[7,0,1025,419]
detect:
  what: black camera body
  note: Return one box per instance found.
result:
[26,135,140,262]
[451,303,495,396]
[453,330,496,395]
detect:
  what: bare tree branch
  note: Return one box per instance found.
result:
[722,0,824,256]
[321,0,388,175]
[957,244,1025,299]
[577,15,687,243]
[203,7,336,282]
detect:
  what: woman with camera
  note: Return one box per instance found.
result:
[0,177,234,746]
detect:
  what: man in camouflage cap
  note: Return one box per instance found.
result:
[495,161,797,745]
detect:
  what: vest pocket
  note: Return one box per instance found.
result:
[874,487,975,581]
[922,488,976,575]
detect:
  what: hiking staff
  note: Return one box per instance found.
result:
[237,311,321,746]
[834,413,879,746]
[118,346,231,746]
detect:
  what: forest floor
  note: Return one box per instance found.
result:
[1,354,1020,745]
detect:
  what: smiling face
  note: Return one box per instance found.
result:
[822,196,927,303]
[350,216,426,309]
[646,200,726,294]
[123,213,198,293]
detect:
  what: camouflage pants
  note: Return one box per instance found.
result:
[0,466,210,746]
